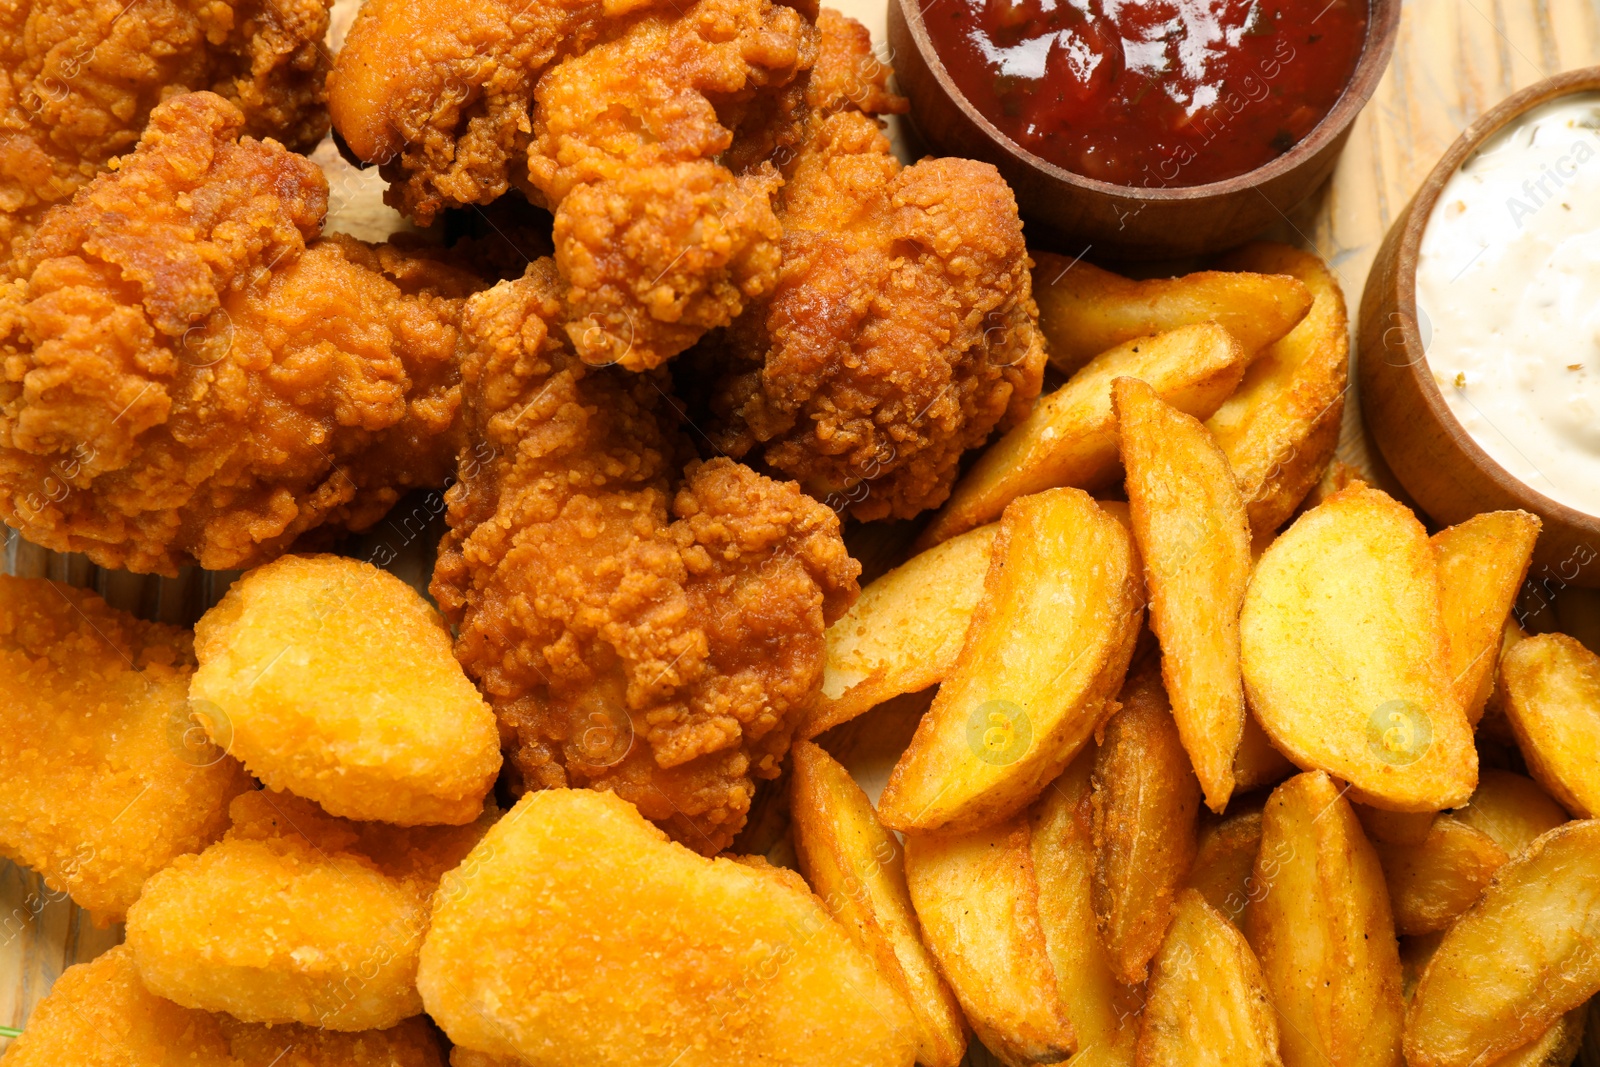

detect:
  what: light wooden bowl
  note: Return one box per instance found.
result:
[886,0,1401,259]
[1358,67,1600,589]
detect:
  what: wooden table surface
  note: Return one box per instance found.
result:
[8,0,1600,1058]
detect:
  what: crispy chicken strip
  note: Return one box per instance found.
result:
[0,0,332,277]
[431,258,859,855]
[328,0,816,370]
[0,92,486,574]
[687,10,1045,521]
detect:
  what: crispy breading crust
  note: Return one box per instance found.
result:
[431,258,858,855]
[0,93,486,574]
[0,0,332,277]
[0,575,252,925]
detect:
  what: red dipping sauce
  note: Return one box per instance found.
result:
[920,0,1369,188]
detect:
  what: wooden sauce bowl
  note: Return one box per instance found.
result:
[887,0,1401,259]
[1358,68,1600,589]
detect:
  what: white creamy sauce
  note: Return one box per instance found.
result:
[1416,93,1600,516]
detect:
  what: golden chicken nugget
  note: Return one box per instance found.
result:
[419,789,917,1067]
[126,789,494,1031]
[0,944,446,1066]
[0,575,252,924]
[192,554,501,826]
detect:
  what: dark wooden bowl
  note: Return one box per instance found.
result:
[887,0,1400,260]
[1358,68,1600,589]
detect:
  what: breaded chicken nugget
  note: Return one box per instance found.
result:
[191,555,501,826]
[126,789,495,1032]
[0,944,447,1067]
[0,575,252,924]
[418,789,917,1066]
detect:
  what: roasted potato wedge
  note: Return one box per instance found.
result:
[1477,617,1531,748]
[880,490,1143,833]
[789,742,966,1067]
[1188,802,1265,931]
[1206,244,1349,537]
[1353,803,1436,847]
[1135,888,1283,1066]
[1092,661,1203,986]
[1455,769,1568,858]
[904,816,1075,1067]
[1431,511,1541,724]
[1246,771,1405,1067]
[1405,820,1600,1067]
[920,324,1251,546]
[1499,634,1600,818]
[1240,484,1477,811]
[805,523,998,738]
[1031,750,1142,1067]
[1372,814,1507,936]
[1232,712,1295,792]
[1115,376,1252,812]
[1030,254,1312,376]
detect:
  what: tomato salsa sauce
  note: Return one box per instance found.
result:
[920,0,1369,188]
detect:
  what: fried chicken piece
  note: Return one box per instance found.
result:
[0,944,448,1067]
[687,10,1046,521]
[125,788,496,1032]
[430,258,859,854]
[0,575,252,925]
[0,92,487,574]
[328,0,816,370]
[0,0,332,278]
[192,554,501,826]
[418,789,918,1066]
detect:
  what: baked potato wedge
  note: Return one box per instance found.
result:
[1353,804,1436,847]
[1499,633,1600,818]
[1188,801,1265,930]
[1030,254,1311,376]
[805,523,998,738]
[1092,661,1203,986]
[1404,820,1600,1067]
[1246,770,1405,1067]
[1031,750,1142,1067]
[880,489,1143,833]
[1135,888,1283,1067]
[1455,769,1568,857]
[920,324,1251,546]
[1115,377,1252,813]
[1372,815,1507,935]
[1431,511,1541,724]
[1239,484,1476,811]
[904,817,1075,1066]
[1205,243,1349,537]
[1232,712,1295,792]
[789,742,966,1067]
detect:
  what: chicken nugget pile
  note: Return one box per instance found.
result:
[5,0,1598,1064]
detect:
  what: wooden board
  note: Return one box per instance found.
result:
[8,0,1600,1059]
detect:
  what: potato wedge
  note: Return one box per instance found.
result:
[789,743,966,1067]
[806,523,998,738]
[1135,888,1283,1066]
[1455,769,1568,858]
[880,490,1143,833]
[1031,750,1143,1067]
[1405,820,1600,1067]
[1232,712,1294,792]
[1030,254,1312,376]
[1246,770,1405,1067]
[1500,634,1600,818]
[1431,511,1542,724]
[1372,815,1508,935]
[1188,803,1265,931]
[1353,804,1436,847]
[1240,484,1477,811]
[904,816,1075,1066]
[1116,376,1252,812]
[919,324,1251,546]
[1092,661,1203,985]
[1206,244,1349,537]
